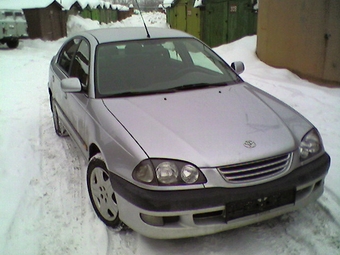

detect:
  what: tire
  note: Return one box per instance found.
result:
[87,154,125,230]
[6,39,19,49]
[50,97,68,137]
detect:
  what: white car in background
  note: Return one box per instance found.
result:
[0,9,28,48]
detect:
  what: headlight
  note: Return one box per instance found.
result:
[299,129,322,160]
[133,159,206,186]
[132,161,154,183]
[181,164,199,184]
[156,161,178,184]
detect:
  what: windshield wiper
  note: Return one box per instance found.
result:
[109,91,149,97]
[101,82,228,98]
[169,82,228,91]
[106,88,176,98]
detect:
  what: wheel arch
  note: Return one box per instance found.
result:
[89,143,101,161]
[48,88,53,111]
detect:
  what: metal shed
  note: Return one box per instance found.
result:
[97,4,105,23]
[165,0,201,39]
[67,1,83,16]
[23,1,67,40]
[106,6,118,23]
[90,4,101,22]
[0,0,132,41]
[203,0,257,47]
[165,0,258,47]
[80,5,92,19]
[80,4,119,23]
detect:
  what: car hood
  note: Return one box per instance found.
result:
[102,83,311,167]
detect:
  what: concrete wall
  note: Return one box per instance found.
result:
[256,0,340,85]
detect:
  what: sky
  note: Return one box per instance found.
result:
[0,12,339,255]
[0,0,121,10]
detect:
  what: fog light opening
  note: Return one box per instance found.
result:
[140,214,180,226]
[140,214,164,226]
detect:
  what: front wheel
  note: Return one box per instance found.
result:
[87,154,125,230]
[6,39,19,49]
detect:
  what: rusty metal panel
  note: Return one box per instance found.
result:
[202,0,257,47]
[202,0,228,47]
[257,0,339,85]
[23,9,41,39]
[23,2,66,41]
[91,8,100,22]
[174,3,187,32]
[186,4,201,39]
[166,0,202,40]
[227,0,257,42]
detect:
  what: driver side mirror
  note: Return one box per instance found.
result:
[61,78,82,93]
[231,61,245,74]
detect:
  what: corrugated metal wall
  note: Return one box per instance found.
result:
[257,0,340,85]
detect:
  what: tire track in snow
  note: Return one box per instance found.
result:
[35,96,108,255]
[106,228,138,255]
[256,200,340,255]
[0,45,50,254]
[39,97,138,255]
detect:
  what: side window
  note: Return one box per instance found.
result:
[57,39,80,74]
[69,40,90,89]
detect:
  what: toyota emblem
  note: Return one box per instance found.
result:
[244,140,256,148]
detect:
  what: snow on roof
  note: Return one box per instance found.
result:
[0,0,122,11]
[60,0,117,10]
[193,0,204,8]
[163,0,202,8]
[163,0,174,8]
[112,4,130,11]
[60,0,80,10]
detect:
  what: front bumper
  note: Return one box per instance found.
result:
[110,153,330,239]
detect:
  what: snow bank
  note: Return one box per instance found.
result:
[67,12,168,35]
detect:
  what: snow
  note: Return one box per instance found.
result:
[1,13,340,255]
[67,12,167,34]
[163,0,175,8]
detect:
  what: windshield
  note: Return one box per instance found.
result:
[95,38,242,97]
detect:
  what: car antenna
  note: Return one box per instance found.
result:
[134,0,150,38]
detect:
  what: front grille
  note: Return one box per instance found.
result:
[218,153,292,183]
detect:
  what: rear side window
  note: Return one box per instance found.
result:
[57,39,80,74]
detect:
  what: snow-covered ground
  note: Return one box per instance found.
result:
[0,13,339,255]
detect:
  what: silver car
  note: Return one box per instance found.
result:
[48,27,330,239]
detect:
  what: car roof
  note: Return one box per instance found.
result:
[82,27,194,44]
